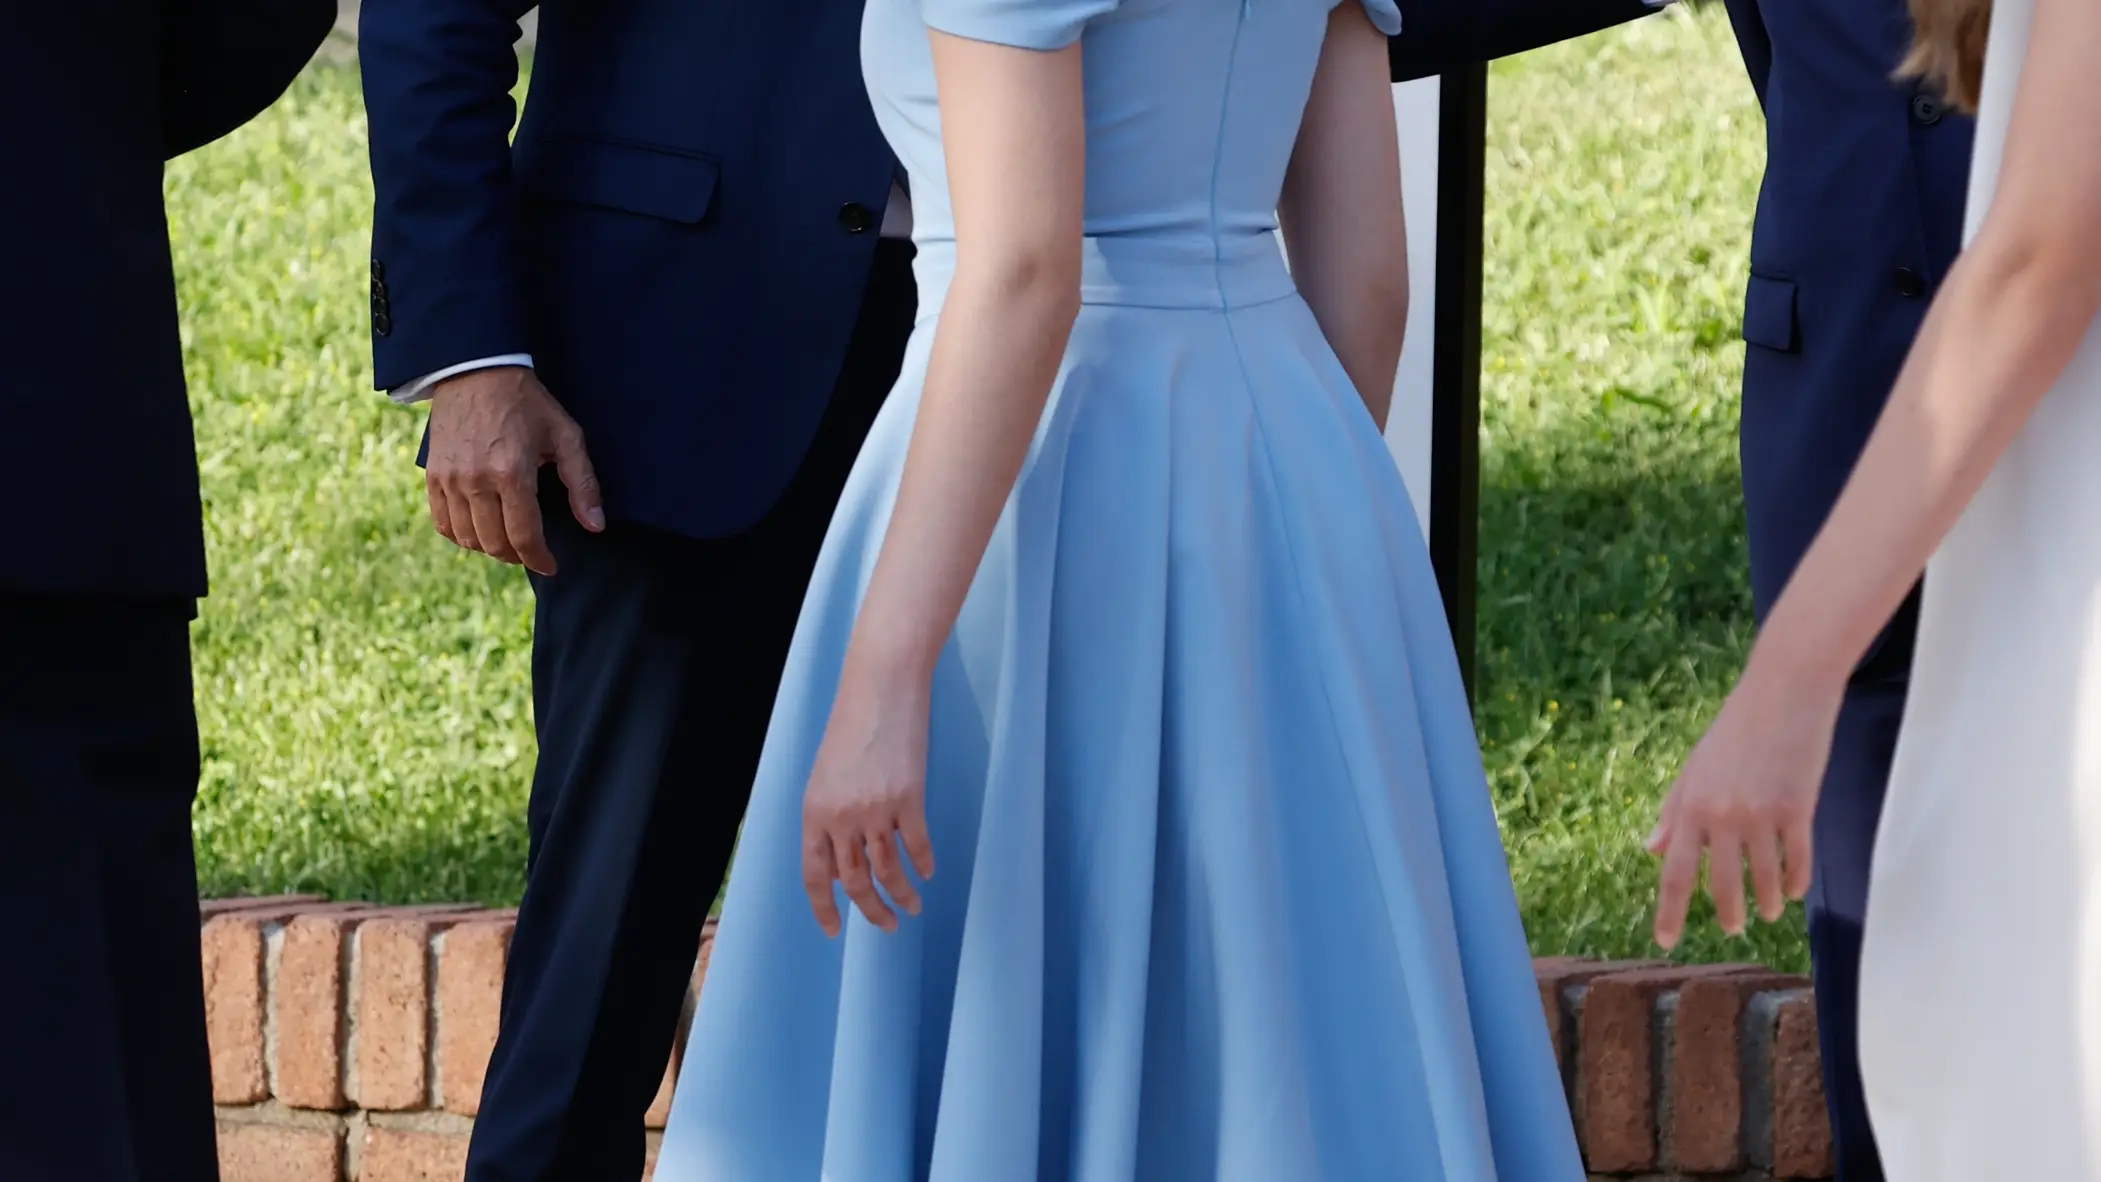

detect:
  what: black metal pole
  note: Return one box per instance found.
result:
[1428,64,1487,701]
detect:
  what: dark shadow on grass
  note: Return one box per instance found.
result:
[1476,432,1751,704]
[194,771,531,908]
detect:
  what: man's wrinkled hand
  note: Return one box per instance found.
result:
[424,366,604,575]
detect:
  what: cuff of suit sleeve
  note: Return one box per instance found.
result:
[367,261,534,392]
[390,354,536,405]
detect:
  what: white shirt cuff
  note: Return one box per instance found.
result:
[390,354,536,405]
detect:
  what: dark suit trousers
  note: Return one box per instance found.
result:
[1806,661,1907,1182]
[464,240,917,1182]
[0,592,217,1182]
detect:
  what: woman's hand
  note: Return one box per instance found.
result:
[801,660,937,938]
[785,26,1083,941]
[1648,657,1843,950]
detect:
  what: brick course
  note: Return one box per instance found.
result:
[277,910,368,1109]
[218,1119,344,1182]
[199,896,1836,1179]
[1773,991,1836,1178]
[1670,971,1805,1172]
[201,914,270,1105]
[361,1128,473,1182]
[355,916,446,1111]
[435,916,515,1117]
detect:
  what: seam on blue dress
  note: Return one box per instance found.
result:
[1220,310,1487,1176]
[1204,5,1247,311]
[1206,12,1477,1171]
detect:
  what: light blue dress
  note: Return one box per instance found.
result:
[656,0,1583,1178]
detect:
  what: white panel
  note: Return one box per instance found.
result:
[1386,78,1442,535]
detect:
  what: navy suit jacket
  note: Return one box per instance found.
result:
[364,0,1659,544]
[362,0,900,541]
[0,0,335,598]
[1721,0,1974,672]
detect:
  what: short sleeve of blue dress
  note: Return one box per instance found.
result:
[920,0,1124,50]
[1352,0,1403,35]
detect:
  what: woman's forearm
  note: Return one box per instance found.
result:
[843,263,1082,686]
[1303,269,1406,430]
[1750,241,2100,687]
[1278,3,1409,430]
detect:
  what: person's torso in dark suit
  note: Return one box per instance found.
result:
[1723,0,1975,667]
[0,0,334,600]
[3,5,198,598]
[363,0,902,542]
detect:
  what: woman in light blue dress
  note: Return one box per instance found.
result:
[656,0,1581,1177]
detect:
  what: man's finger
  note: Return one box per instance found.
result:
[467,487,520,566]
[867,826,921,918]
[501,477,557,577]
[832,831,897,933]
[426,474,457,545]
[443,484,484,554]
[1783,815,1815,901]
[1653,823,1704,951]
[802,829,843,938]
[551,420,606,533]
[1746,827,1787,923]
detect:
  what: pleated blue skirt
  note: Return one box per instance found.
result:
[657,237,1581,1181]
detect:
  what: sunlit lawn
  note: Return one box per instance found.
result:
[172,6,1797,970]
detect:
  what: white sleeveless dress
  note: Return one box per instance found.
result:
[1857,0,2101,1174]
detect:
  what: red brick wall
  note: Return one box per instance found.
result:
[198,898,1832,1180]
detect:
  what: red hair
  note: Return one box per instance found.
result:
[1899,0,1993,113]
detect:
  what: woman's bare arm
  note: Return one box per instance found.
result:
[1651,0,2101,947]
[840,34,1086,689]
[1744,0,2101,691]
[1280,2,1409,429]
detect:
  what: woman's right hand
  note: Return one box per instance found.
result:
[1647,656,1839,949]
[800,661,937,937]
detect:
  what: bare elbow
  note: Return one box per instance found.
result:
[1342,257,1410,363]
[1971,215,2101,328]
[1367,263,1409,344]
[957,238,1083,325]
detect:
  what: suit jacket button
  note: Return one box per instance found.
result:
[838,202,873,234]
[371,259,386,281]
[1910,93,1944,126]
[1894,267,1928,298]
[374,310,394,337]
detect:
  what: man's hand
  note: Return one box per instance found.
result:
[424,366,604,575]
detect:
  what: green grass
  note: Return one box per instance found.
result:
[171,5,1804,971]
[171,69,539,906]
[1470,9,1797,969]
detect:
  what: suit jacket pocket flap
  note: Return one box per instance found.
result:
[1741,273,1799,353]
[519,137,720,225]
